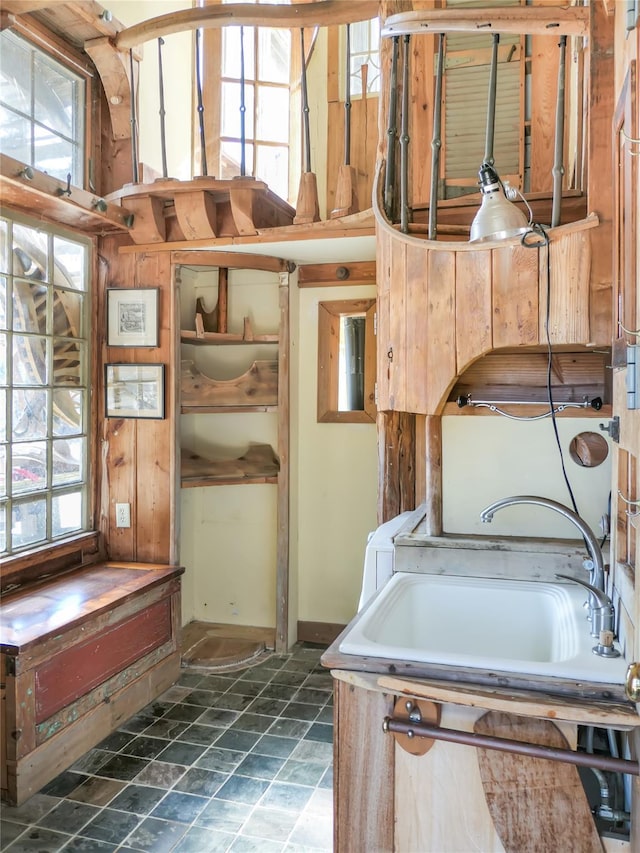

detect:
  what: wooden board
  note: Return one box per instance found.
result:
[474,711,604,853]
[181,443,279,487]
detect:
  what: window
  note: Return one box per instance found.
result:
[218,23,291,199]
[0,213,91,556]
[347,18,381,97]
[0,29,85,185]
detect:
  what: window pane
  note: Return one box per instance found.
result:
[256,87,289,142]
[222,26,255,79]
[13,281,48,333]
[13,335,48,385]
[0,446,6,496]
[0,275,7,329]
[53,290,82,337]
[0,332,6,385]
[52,490,82,538]
[34,127,75,183]
[221,81,255,138]
[0,502,5,552]
[255,145,288,200]
[0,105,31,164]
[0,219,8,274]
[0,389,5,442]
[53,389,82,436]
[351,21,370,55]
[0,32,31,113]
[53,339,82,387]
[12,497,46,549]
[53,437,82,486]
[13,388,48,440]
[220,140,254,179]
[34,53,75,137]
[14,224,49,281]
[12,440,47,493]
[258,29,290,83]
[54,237,85,291]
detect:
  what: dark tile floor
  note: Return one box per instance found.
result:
[0,645,333,853]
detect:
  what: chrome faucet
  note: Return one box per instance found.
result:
[480,495,605,592]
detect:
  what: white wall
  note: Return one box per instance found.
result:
[106,1,193,179]
[442,416,612,540]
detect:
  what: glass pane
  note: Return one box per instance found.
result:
[53,289,82,337]
[53,338,82,386]
[351,21,369,54]
[222,26,255,79]
[256,87,289,142]
[221,81,255,138]
[0,502,5,552]
[13,387,48,440]
[220,140,254,179]
[0,32,32,114]
[255,145,288,200]
[14,223,49,281]
[0,219,8,274]
[13,334,48,385]
[34,127,74,183]
[258,29,290,84]
[54,236,86,291]
[12,439,48,493]
[0,389,5,442]
[53,389,82,436]
[34,54,75,137]
[52,437,82,486]
[12,497,46,549]
[0,275,6,329]
[0,332,5,385]
[0,105,31,165]
[13,280,48,333]
[52,490,82,538]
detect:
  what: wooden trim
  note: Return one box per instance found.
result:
[298,261,375,288]
[116,1,379,50]
[173,251,292,273]
[0,532,102,592]
[297,621,346,646]
[276,271,290,653]
[377,411,416,524]
[381,7,590,38]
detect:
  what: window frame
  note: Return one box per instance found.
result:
[0,209,98,576]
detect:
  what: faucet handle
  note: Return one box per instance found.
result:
[556,574,619,650]
[556,573,611,608]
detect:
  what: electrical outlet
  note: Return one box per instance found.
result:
[115,502,131,528]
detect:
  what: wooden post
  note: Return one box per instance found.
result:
[424,415,442,536]
[217,267,228,333]
[377,410,416,524]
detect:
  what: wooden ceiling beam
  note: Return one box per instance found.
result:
[115,0,379,49]
[382,7,590,39]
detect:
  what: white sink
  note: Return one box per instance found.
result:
[339,572,627,684]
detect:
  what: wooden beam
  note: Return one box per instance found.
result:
[84,37,133,141]
[116,0,379,49]
[172,251,292,272]
[382,7,590,39]
[298,260,376,287]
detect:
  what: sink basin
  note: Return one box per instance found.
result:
[339,572,627,684]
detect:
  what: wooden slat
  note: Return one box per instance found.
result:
[377,410,416,525]
[388,241,407,411]
[492,243,540,348]
[172,251,291,272]
[404,244,429,414]
[544,229,591,345]
[455,250,492,373]
[529,29,560,193]
[298,261,375,288]
[381,7,590,38]
[181,444,279,487]
[276,271,290,654]
[425,248,456,414]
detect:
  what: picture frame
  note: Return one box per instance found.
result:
[107,288,159,347]
[105,363,165,419]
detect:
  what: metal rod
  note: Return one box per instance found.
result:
[195,28,208,176]
[300,29,311,174]
[343,23,352,167]
[239,25,246,176]
[384,718,640,776]
[384,35,400,220]
[428,33,445,240]
[128,49,139,183]
[483,33,500,166]
[157,38,168,178]
[399,34,410,234]
[551,34,567,227]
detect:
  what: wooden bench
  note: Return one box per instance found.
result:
[0,561,184,806]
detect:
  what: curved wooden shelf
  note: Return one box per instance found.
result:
[181,359,278,410]
[181,330,279,346]
[181,443,279,487]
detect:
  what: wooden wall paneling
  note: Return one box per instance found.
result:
[529,31,560,193]
[388,240,407,411]
[454,250,492,374]
[376,230,392,410]
[277,271,290,653]
[424,248,456,414]
[544,229,591,345]
[409,23,434,207]
[377,411,416,524]
[414,413,426,507]
[0,654,5,794]
[333,678,395,852]
[492,243,540,348]
[404,243,429,413]
[585,0,614,346]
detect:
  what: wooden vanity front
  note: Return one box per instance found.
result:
[0,561,184,805]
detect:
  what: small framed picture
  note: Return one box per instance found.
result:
[107,288,159,347]
[105,363,165,419]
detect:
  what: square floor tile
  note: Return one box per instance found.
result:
[161,703,204,724]
[196,745,244,773]
[79,808,141,845]
[142,718,190,740]
[172,824,235,853]
[156,741,207,766]
[124,816,188,853]
[66,777,126,807]
[214,774,270,806]
[0,827,71,852]
[61,837,119,852]
[121,736,169,760]
[267,719,310,739]
[235,753,285,781]
[304,723,333,744]
[240,806,298,843]
[276,760,325,787]
[213,692,255,712]
[260,782,314,813]
[230,713,273,734]
[214,730,261,753]
[36,800,100,835]
[95,754,150,781]
[150,791,209,823]
[195,798,252,833]
[41,770,89,798]
[107,783,167,815]
[133,761,187,789]
[252,734,298,759]
[173,767,228,797]
[1,794,59,825]
[175,723,222,746]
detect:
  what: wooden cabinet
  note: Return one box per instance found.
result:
[175,251,291,650]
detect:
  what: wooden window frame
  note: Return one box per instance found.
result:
[317,298,376,424]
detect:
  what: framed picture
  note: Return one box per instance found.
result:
[107,288,159,347]
[105,363,165,419]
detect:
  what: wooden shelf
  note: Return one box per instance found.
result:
[181,330,278,346]
[181,444,279,488]
[181,359,278,409]
[182,405,277,414]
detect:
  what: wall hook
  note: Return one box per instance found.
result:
[617,490,640,518]
[620,127,640,155]
[618,320,640,338]
[56,173,72,197]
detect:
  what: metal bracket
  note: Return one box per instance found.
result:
[627,345,639,409]
[599,416,619,443]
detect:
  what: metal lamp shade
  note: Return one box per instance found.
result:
[470,188,529,242]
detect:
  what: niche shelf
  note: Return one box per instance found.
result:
[181,359,278,413]
[181,443,279,488]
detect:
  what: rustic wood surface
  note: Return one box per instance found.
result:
[474,711,604,853]
[181,443,279,487]
[181,359,278,409]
